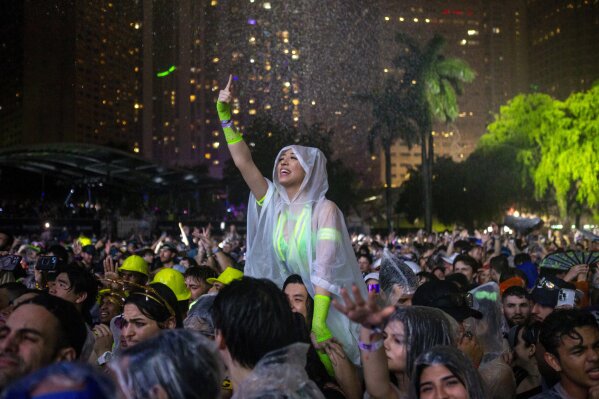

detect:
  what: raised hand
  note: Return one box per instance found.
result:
[333,285,395,328]
[103,256,119,281]
[218,74,233,104]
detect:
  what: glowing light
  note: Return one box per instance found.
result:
[284,81,291,87]
[249,36,256,43]
[425,18,430,23]
[247,19,256,25]
[212,57,220,63]
[311,100,316,105]
[44,222,50,229]
[384,16,390,21]
[292,99,300,105]
[204,153,212,159]
[250,58,255,63]
[133,147,140,153]
[212,142,220,149]
[467,29,478,36]
[399,17,405,21]
[211,0,217,5]
[413,17,419,22]
[460,39,467,45]
[263,2,271,9]
[133,22,141,29]
[156,65,176,77]
[384,68,389,73]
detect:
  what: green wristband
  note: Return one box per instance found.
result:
[223,127,243,145]
[216,101,232,121]
[312,294,333,343]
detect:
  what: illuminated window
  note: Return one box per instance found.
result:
[211,0,217,5]
[399,17,405,22]
[263,2,271,9]
[413,18,419,22]
[467,29,478,36]
[492,27,500,34]
[384,16,390,21]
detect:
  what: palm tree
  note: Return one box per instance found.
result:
[394,33,475,232]
[357,78,420,232]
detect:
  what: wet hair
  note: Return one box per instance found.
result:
[125,282,182,328]
[508,323,540,351]
[514,253,532,266]
[0,282,28,306]
[411,345,487,399]
[282,274,314,326]
[540,309,599,359]
[453,254,480,273]
[16,293,88,358]
[489,255,509,276]
[212,277,298,369]
[502,285,530,301]
[57,264,99,324]
[386,306,455,378]
[184,266,218,284]
[114,330,222,399]
[2,361,115,398]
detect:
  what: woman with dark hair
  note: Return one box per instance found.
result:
[410,346,487,399]
[120,282,180,348]
[335,287,455,399]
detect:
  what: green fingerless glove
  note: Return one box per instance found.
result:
[216,101,232,121]
[216,101,243,144]
[312,295,333,342]
[317,349,335,377]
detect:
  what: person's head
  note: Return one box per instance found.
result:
[184,266,217,301]
[411,345,487,399]
[0,293,87,389]
[151,268,191,302]
[469,282,504,354]
[121,283,180,347]
[275,148,307,191]
[282,274,313,323]
[357,254,373,274]
[138,248,155,265]
[184,294,216,338]
[502,285,531,327]
[110,330,222,399]
[80,245,95,265]
[468,245,483,263]
[272,145,328,203]
[445,273,470,293]
[2,361,116,399]
[540,309,599,392]
[508,323,540,365]
[383,306,455,377]
[514,252,532,267]
[531,276,575,322]
[379,250,419,306]
[476,265,491,285]
[413,280,482,324]
[0,232,13,252]
[49,265,98,320]
[0,282,28,311]
[212,277,298,370]
[158,243,177,264]
[489,255,509,282]
[97,289,125,326]
[452,254,479,284]
[206,266,243,292]
[118,255,149,286]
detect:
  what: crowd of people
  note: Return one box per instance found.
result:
[0,75,597,399]
[0,223,598,399]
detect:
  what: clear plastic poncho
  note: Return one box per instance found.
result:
[233,342,325,399]
[245,145,366,364]
[379,249,419,305]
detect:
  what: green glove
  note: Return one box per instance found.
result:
[312,294,335,376]
[216,101,243,145]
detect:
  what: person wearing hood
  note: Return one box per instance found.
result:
[217,75,366,373]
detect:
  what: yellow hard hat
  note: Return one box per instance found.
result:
[206,267,243,286]
[152,268,191,301]
[119,255,149,277]
[78,236,92,247]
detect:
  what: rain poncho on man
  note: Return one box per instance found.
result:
[245,145,366,364]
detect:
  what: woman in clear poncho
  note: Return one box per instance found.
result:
[217,75,366,368]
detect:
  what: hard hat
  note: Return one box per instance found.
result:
[78,236,92,247]
[119,255,149,277]
[152,268,191,301]
[206,267,243,286]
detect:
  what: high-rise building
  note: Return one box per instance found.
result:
[526,0,599,99]
[0,1,143,151]
[377,0,528,187]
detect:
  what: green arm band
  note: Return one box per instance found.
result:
[216,101,243,144]
[216,101,231,121]
[312,294,333,342]
[256,195,266,206]
[317,350,335,377]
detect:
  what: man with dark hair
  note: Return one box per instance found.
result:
[453,254,480,286]
[212,277,322,397]
[357,254,373,275]
[531,276,577,323]
[531,309,599,398]
[184,266,217,306]
[282,274,314,326]
[502,286,531,327]
[49,265,98,325]
[0,293,87,390]
[489,254,509,283]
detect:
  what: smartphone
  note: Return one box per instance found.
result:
[0,255,22,271]
[557,288,576,308]
[35,256,58,271]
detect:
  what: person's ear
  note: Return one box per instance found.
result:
[165,316,176,329]
[529,344,536,359]
[55,347,77,362]
[74,292,88,305]
[544,351,562,372]
[215,330,226,350]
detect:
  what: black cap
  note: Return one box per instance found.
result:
[413,280,482,322]
[81,245,96,256]
[531,276,575,308]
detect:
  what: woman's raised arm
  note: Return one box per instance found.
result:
[217,74,268,200]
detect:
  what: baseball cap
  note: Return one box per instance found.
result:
[413,280,482,322]
[441,253,458,265]
[531,276,575,308]
[206,267,243,286]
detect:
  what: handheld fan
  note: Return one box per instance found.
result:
[540,251,599,271]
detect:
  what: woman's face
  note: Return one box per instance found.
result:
[121,303,162,347]
[384,320,407,373]
[418,364,469,399]
[277,149,306,188]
